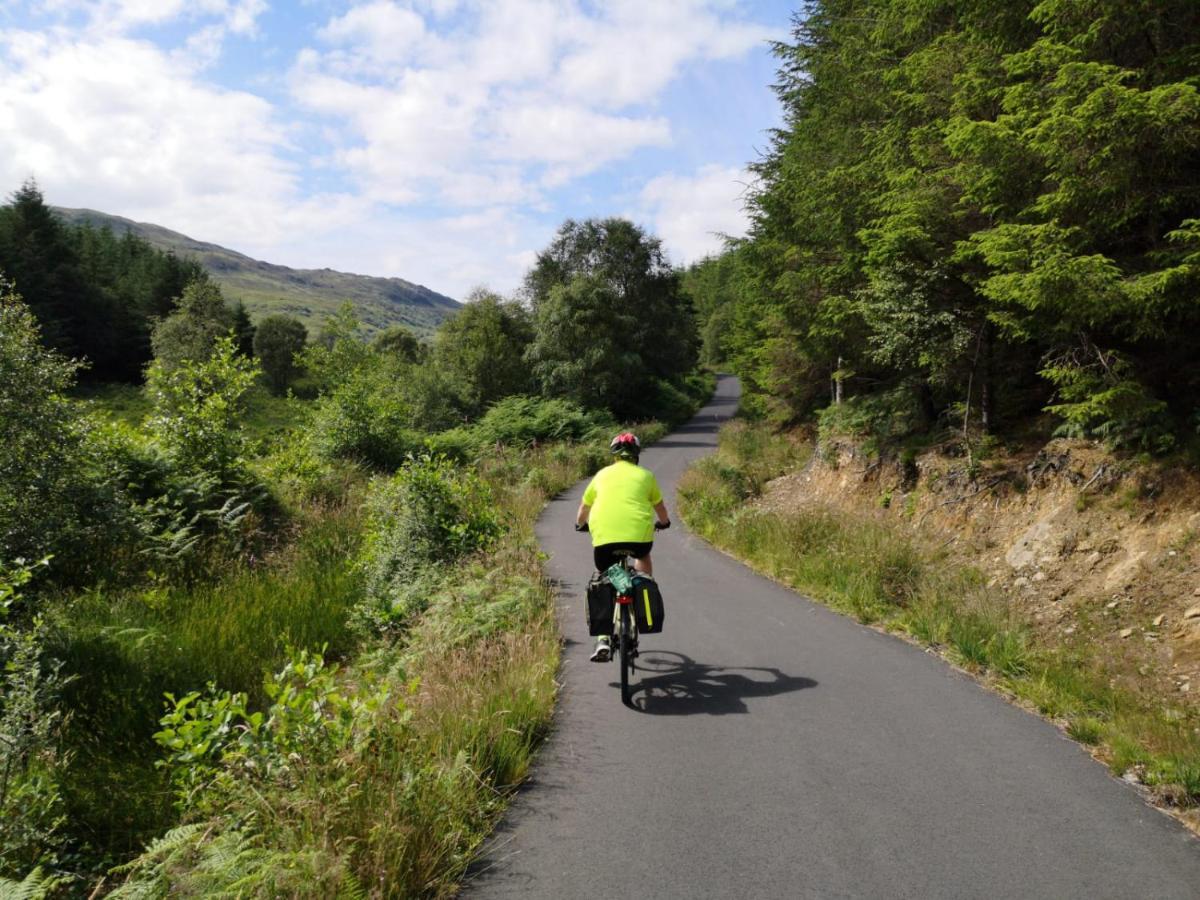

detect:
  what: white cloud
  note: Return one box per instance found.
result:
[0,26,361,253]
[638,164,753,264]
[291,0,772,208]
[555,0,768,108]
[317,2,437,70]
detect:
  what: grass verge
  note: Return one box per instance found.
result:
[678,419,1200,820]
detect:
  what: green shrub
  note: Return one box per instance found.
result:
[1042,347,1175,454]
[155,649,386,805]
[0,290,133,583]
[359,457,502,633]
[310,358,421,469]
[95,422,270,579]
[424,427,479,462]
[296,303,371,392]
[470,395,612,447]
[145,335,260,482]
[816,388,924,451]
[0,561,71,877]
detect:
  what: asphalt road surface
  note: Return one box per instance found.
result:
[465,375,1200,899]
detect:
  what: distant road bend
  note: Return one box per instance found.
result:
[467,375,1200,899]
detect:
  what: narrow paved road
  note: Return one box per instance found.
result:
[466,375,1200,899]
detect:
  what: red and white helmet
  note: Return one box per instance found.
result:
[609,432,641,457]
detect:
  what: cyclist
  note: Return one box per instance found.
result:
[574,432,670,662]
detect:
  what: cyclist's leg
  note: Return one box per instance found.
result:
[631,542,654,577]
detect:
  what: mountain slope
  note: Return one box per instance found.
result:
[54,207,460,336]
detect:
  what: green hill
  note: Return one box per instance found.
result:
[53,207,460,337]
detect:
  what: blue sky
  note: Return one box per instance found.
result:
[0,1,795,298]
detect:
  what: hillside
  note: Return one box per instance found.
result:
[53,207,460,336]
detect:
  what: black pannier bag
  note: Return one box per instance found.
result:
[586,574,615,636]
[630,575,664,634]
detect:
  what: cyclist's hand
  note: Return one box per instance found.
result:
[574,522,589,533]
[654,520,670,531]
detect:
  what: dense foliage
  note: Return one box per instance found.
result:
[526,218,700,418]
[689,1,1200,452]
[253,314,307,394]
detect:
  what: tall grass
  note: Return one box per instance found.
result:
[44,500,364,865]
[679,419,1200,812]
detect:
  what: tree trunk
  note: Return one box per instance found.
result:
[981,323,994,434]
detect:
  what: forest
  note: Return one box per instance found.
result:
[686,0,1200,456]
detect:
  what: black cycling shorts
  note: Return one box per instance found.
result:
[594,541,653,572]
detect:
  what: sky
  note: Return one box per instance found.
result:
[0,1,794,299]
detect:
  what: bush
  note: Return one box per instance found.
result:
[358,457,501,634]
[816,388,924,451]
[253,315,307,394]
[470,395,612,447]
[146,335,260,481]
[0,561,71,878]
[423,427,478,463]
[0,289,132,582]
[1042,347,1175,454]
[310,358,422,469]
[623,378,695,425]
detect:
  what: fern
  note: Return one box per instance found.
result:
[0,868,63,900]
[109,822,209,898]
[336,870,368,900]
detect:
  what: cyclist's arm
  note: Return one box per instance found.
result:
[654,500,670,527]
[575,502,591,529]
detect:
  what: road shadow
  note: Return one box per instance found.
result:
[613,651,817,715]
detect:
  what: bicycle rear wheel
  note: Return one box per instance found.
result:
[619,604,632,706]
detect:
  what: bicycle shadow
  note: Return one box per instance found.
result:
[614,651,818,715]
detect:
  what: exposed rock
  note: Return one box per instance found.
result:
[1006,514,1068,570]
[1104,551,1149,591]
[1184,606,1200,620]
[1153,614,1167,628]
[1120,628,1135,639]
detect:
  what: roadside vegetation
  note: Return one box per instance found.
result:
[680,420,1200,819]
[0,190,711,895]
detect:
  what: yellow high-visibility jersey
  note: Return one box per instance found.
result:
[582,460,662,545]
